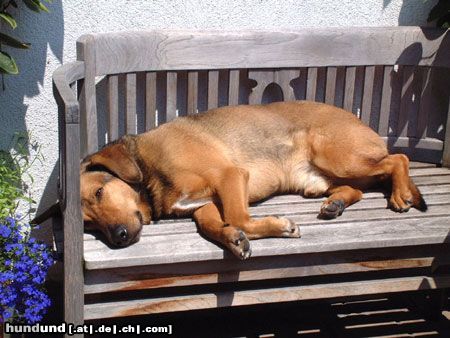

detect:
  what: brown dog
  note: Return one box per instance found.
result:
[80,101,427,259]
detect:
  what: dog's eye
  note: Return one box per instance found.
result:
[95,187,103,200]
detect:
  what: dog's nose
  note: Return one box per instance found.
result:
[112,225,129,246]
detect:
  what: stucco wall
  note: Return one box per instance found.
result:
[0,0,437,218]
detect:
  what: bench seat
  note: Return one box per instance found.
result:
[83,163,450,319]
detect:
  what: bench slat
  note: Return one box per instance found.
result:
[325,67,337,105]
[361,66,375,127]
[106,75,119,142]
[408,67,424,139]
[125,73,137,134]
[343,66,356,112]
[315,67,326,102]
[306,68,317,101]
[208,70,219,109]
[409,167,449,176]
[388,65,404,139]
[228,70,240,106]
[371,66,384,132]
[166,71,178,121]
[334,67,346,108]
[417,67,432,140]
[398,66,415,138]
[378,66,393,137]
[187,71,198,114]
[145,72,157,130]
[352,66,365,117]
[84,275,450,319]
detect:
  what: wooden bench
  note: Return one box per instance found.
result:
[49,27,450,336]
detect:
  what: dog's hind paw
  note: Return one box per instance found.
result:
[318,199,345,219]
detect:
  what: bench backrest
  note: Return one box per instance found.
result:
[76,28,450,164]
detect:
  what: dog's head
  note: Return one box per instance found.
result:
[80,141,151,247]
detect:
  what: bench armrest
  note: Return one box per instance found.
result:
[53,61,84,124]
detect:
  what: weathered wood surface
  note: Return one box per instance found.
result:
[106,75,119,142]
[125,73,137,134]
[166,71,178,121]
[62,125,84,336]
[74,66,448,162]
[228,69,240,106]
[187,71,198,114]
[54,63,87,337]
[52,61,84,124]
[77,35,98,156]
[76,28,450,77]
[84,275,450,319]
[207,70,219,109]
[145,72,157,129]
[84,215,450,269]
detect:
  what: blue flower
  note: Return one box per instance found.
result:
[0,224,11,238]
[0,216,54,324]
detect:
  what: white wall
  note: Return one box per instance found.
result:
[0,0,437,218]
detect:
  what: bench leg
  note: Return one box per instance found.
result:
[63,215,84,337]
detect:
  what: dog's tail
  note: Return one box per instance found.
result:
[409,178,428,211]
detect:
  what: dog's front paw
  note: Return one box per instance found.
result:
[223,227,252,260]
[318,199,345,219]
[279,217,301,238]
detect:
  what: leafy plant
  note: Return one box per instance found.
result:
[427,0,450,28]
[0,133,42,222]
[0,134,53,324]
[0,0,51,78]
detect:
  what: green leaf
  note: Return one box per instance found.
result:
[0,51,18,74]
[0,12,17,29]
[25,0,49,13]
[23,0,41,12]
[0,32,30,49]
[21,196,35,204]
[36,0,49,12]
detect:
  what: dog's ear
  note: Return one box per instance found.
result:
[81,143,143,184]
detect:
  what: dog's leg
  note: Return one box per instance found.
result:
[368,154,427,212]
[193,203,252,260]
[312,148,427,213]
[212,166,300,240]
[319,185,363,219]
